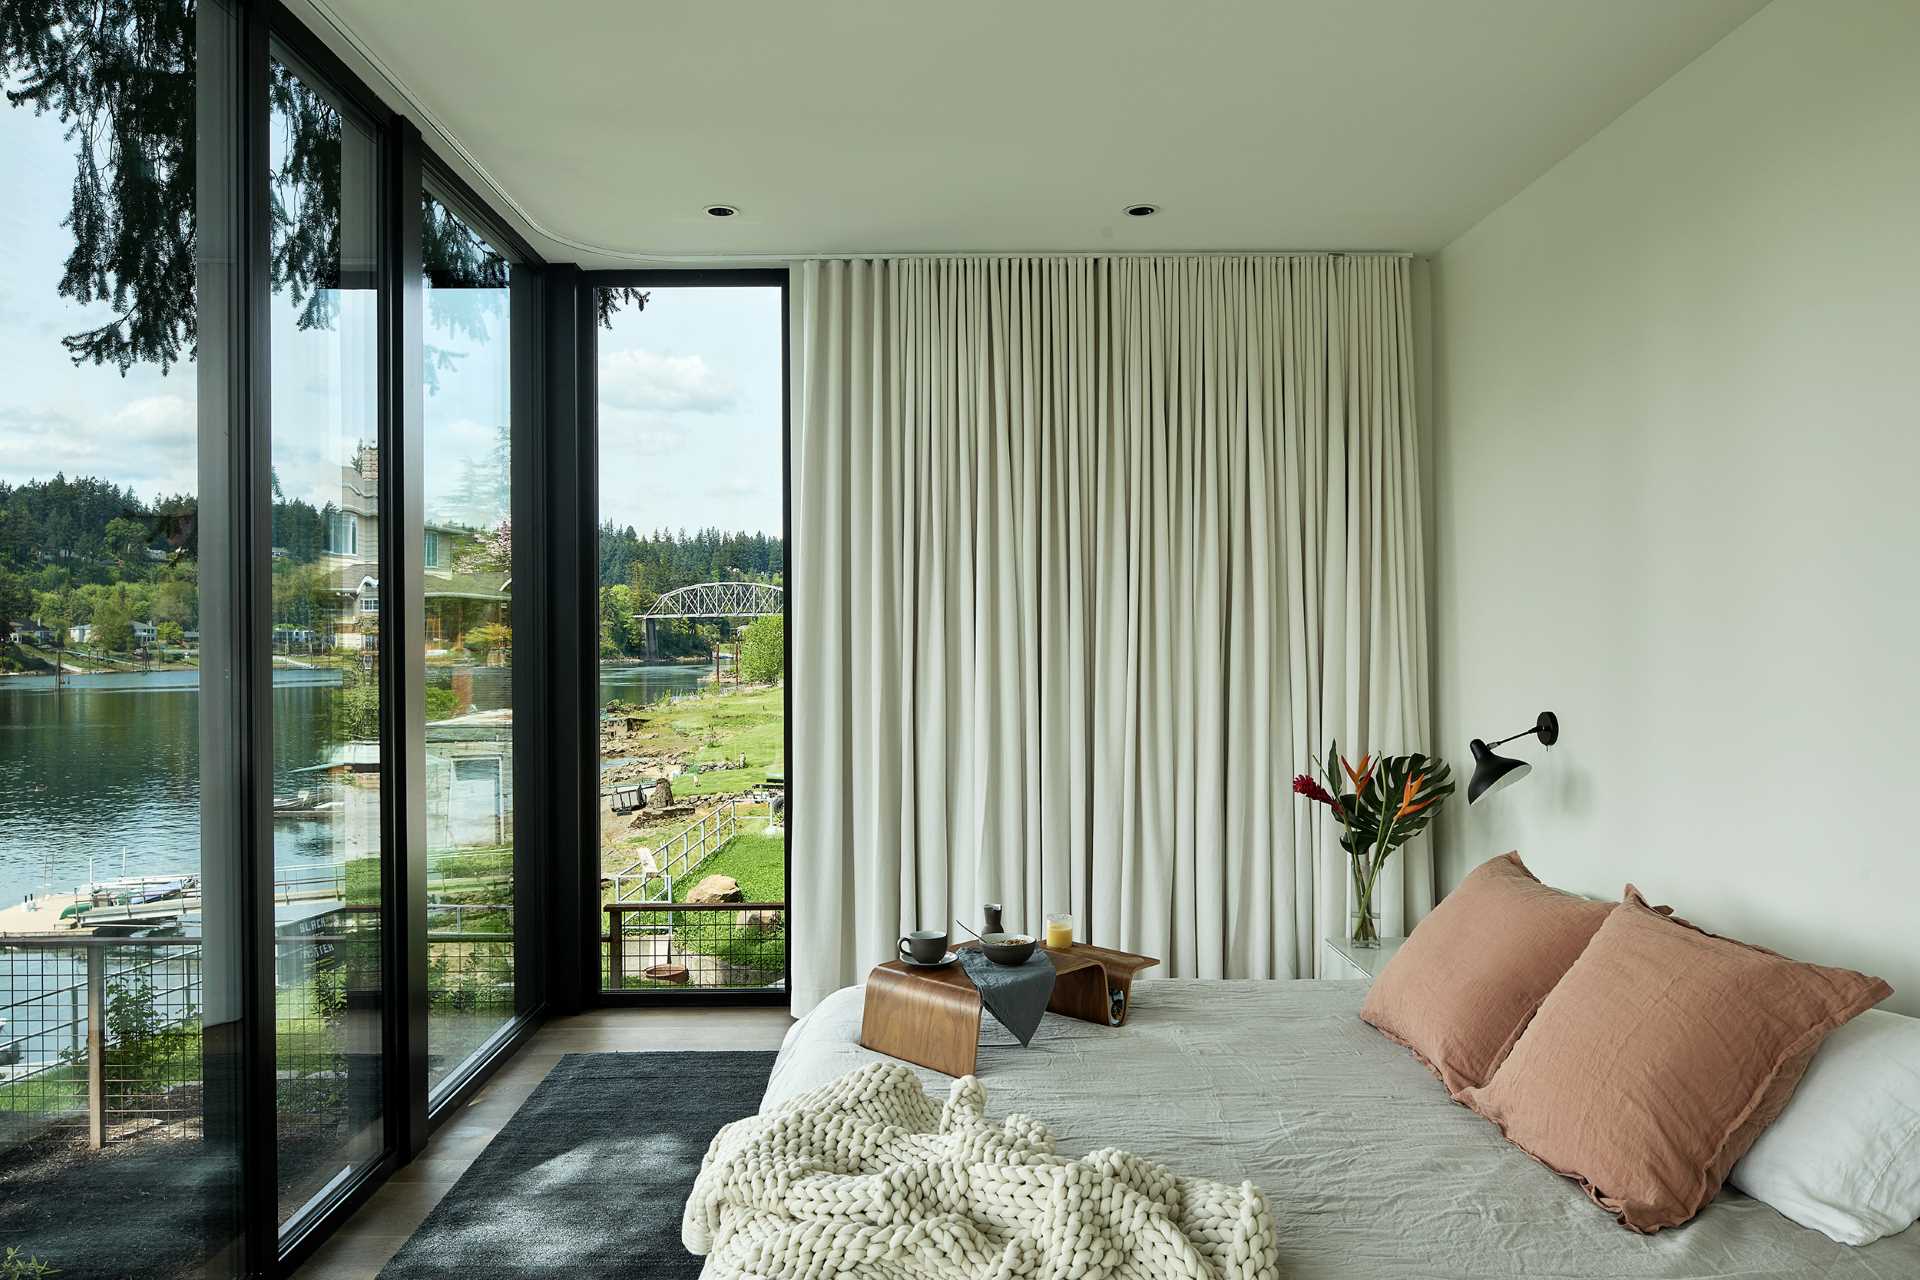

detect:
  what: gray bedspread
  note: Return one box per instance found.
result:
[764,978,1920,1279]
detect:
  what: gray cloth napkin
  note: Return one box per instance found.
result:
[957,948,1056,1046]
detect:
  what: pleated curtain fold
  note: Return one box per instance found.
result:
[790,254,1430,1016]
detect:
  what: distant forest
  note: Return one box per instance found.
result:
[1,477,784,654]
[1,471,364,582]
[598,523,783,659]
[0,475,197,649]
[0,471,358,651]
[0,475,196,581]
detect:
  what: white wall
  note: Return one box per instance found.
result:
[1429,0,1920,1012]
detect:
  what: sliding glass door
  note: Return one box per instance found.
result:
[0,1,246,1274]
[1,3,548,1267]
[420,188,520,1091]
[266,42,390,1229]
[591,275,789,997]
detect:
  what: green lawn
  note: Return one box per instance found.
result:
[601,825,786,987]
[0,1005,329,1119]
[671,829,785,904]
[344,844,514,911]
[0,922,509,1126]
[609,682,784,799]
[0,1061,89,1115]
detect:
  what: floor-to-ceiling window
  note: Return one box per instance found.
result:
[267,42,389,1229]
[3,4,553,1267]
[420,188,518,1088]
[593,276,788,996]
[0,2,245,1274]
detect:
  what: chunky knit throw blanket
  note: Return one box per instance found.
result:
[683,1062,1280,1280]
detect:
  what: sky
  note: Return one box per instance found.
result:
[0,82,384,519]
[0,97,202,502]
[596,285,784,536]
[0,85,783,541]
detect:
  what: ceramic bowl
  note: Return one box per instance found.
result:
[980,932,1037,966]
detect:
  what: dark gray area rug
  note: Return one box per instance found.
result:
[380,1050,777,1278]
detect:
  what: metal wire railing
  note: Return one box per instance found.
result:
[273,918,383,1164]
[0,938,204,1149]
[603,900,785,991]
[0,908,515,1153]
[425,928,516,1016]
[606,801,741,904]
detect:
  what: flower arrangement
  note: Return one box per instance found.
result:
[1294,742,1455,946]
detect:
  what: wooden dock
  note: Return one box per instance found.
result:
[0,892,201,938]
[0,879,352,940]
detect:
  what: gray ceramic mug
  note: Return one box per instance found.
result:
[898,929,948,964]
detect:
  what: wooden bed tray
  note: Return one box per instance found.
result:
[858,942,1159,1079]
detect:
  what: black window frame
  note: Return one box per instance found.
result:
[220,5,555,1273]
[4,2,800,1271]
[575,268,793,1010]
[415,155,552,1120]
[257,13,413,1266]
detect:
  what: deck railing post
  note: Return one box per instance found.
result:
[608,907,625,989]
[87,945,106,1150]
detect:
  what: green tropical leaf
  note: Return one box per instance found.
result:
[1320,738,1348,808]
[1347,751,1455,865]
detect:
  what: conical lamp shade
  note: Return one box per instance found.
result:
[1467,738,1531,804]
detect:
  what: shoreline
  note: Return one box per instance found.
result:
[0,667,346,692]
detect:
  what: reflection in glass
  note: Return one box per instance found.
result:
[421,191,516,1089]
[0,1,243,1274]
[268,49,386,1228]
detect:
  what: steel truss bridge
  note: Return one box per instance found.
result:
[640,581,783,621]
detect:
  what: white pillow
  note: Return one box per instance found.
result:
[1731,1007,1920,1245]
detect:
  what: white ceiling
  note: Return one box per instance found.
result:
[301,0,1766,265]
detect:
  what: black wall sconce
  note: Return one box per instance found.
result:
[1467,711,1560,803]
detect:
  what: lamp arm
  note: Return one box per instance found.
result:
[1482,711,1560,752]
[1483,727,1537,750]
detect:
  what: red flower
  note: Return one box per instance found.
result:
[1292,774,1337,808]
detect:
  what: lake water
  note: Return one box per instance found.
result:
[598,662,706,709]
[0,670,344,908]
[0,663,706,907]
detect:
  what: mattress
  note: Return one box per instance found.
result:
[764,978,1920,1279]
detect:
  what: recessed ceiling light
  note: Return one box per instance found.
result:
[705,204,739,218]
[1123,203,1159,218]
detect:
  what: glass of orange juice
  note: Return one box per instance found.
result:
[1045,913,1074,949]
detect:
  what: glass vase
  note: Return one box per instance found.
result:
[1349,855,1384,947]
[1349,905,1383,948]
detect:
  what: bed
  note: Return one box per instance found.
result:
[762,978,1920,1279]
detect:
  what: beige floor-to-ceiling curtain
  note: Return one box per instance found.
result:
[790,254,1429,1016]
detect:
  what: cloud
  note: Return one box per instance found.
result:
[423,415,509,526]
[595,417,782,536]
[705,475,764,501]
[271,427,360,512]
[110,394,197,446]
[0,395,199,497]
[598,406,692,462]
[598,348,736,414]
[428,415,505,459]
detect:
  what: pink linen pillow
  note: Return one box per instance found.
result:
[1460,890,1892,1233]
[1360,852,1615,1097]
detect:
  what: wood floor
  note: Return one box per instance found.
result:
[290,1007,794,1279]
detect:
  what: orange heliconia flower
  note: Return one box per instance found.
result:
[1395,772,1437,819]
[1340,753,1374,796]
